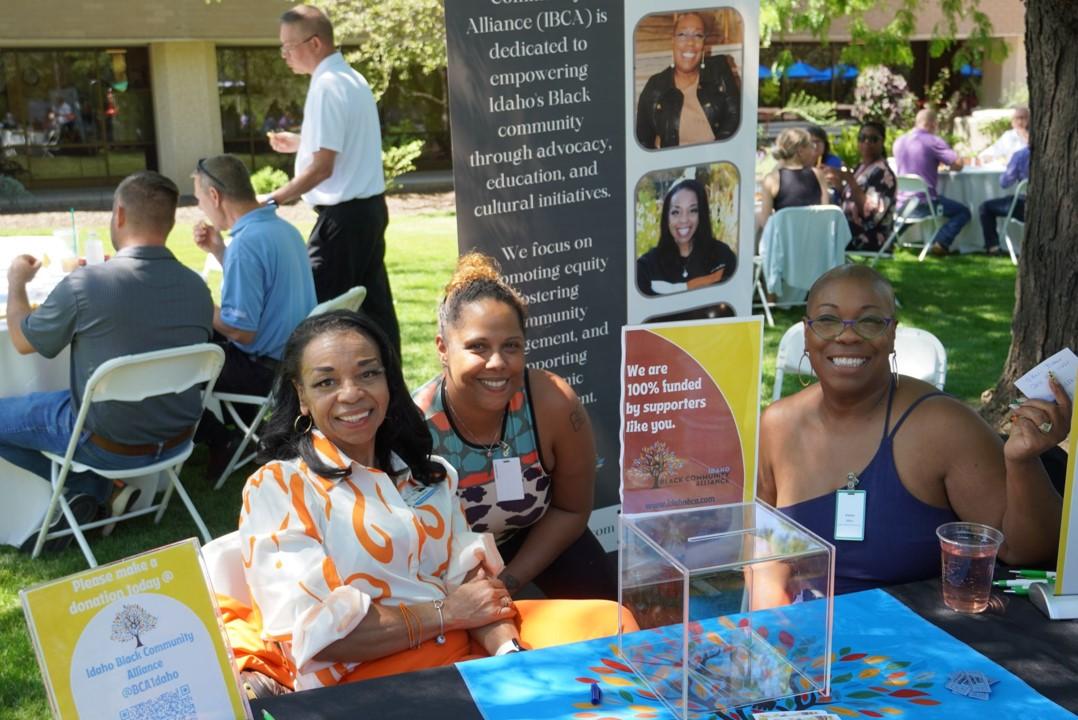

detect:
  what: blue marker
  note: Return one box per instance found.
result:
[590,682,602,705]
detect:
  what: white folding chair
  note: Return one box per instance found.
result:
[1002,178,1027,266]
[755,206,851,326]
[201,530,251,605]
[30,343,225,568]
[211,285,367,489]
[201,253,223,281]
[772,323,947,401]
[871,175,945,263]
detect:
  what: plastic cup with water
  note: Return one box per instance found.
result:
[85,232,105,265]
[936,521,1004,613]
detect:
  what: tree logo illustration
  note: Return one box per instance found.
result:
[632,441,686,488]
[111,604,158,648]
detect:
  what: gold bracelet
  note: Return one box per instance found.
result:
[399,603,416,649]
[400,604,424,650]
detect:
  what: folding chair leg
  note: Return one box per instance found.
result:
[214,401,271,490]
[162,468,212,544]
[31,464,99,566]
[60,496,99,568]
[918,240,932,262]
[754,278,774,327]
[1004,228,1019,265]
[31,462,73,559]
[872,227,901,266]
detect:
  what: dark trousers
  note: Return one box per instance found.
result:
[498,525,617,601]
[979,195,1024,250]
[195,339,276,449]
[309,194,400,354]
[906,194,971,249]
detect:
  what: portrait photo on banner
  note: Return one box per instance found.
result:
[633,162,741,308]
[633,7,744,151]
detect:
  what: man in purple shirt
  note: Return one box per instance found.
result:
[978,145,1029,255]
[893,108,970,256]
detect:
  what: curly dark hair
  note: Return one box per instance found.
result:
[654,177,715,280]
[438,251,527,336]
[257,310,446,485]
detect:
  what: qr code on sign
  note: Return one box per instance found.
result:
[120,684,196,720]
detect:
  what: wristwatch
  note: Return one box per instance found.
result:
[494,638,527,656]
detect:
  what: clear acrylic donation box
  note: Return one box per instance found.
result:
[618,501,835,717]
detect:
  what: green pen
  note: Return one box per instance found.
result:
[1009,569,1056,580]
[262,710,277,720]
[993,578,1049,588]
[1004,586,1031,596]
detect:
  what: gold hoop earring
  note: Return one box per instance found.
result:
[293,414,313,434]
[890,351,900,387]
[797,351,813,387]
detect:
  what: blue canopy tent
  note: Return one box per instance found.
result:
[959,63,983,77]
[780,61,829,82]
[759,65,773,79]
[823,63,859,80]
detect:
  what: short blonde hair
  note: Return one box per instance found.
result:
[771,128,812,161]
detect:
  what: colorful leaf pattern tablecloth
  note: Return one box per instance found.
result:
[456,589,1074,720]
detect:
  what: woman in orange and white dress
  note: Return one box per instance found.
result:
[227,311,630,695]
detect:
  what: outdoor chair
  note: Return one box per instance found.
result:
[30,343,226,568]
[772,322,947,401]
[754,206,850,326]
[202,530,250,605]
[211,285,367,490]
[1002,178,1027,266]
[864,174,945,264]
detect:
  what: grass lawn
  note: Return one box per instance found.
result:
[0,215,1017,718]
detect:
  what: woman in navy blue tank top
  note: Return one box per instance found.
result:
[758,265,1068,597]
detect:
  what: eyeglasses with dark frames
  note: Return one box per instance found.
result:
[805,314,894,340]
[280,34,317,55]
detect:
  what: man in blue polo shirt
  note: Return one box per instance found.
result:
[192,154,316,477]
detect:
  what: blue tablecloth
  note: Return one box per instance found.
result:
[456,589,1074,720]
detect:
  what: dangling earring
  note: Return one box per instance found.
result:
[890,351,900,387]
[797,351,813,388]
[294,413,313,434]
[700,59,706,70]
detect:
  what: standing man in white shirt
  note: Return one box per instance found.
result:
[265,4,400,353]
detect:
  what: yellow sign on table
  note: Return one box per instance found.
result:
[21,539,249,719]
[620,316,764,514]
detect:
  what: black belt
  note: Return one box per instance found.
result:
[89,426,195,457]
[314,194,383,213]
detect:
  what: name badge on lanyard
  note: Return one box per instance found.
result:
[834,472,866,542]
[493,456,525,502]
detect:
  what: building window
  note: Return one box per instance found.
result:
[216,47,308,174]
[0,47,155,188]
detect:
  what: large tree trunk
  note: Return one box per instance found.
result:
[981,0,1078,426]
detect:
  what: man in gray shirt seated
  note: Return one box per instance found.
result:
[2,171,213,550]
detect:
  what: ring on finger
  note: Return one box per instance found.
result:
[1039,421,1053,434]
[501,596,511,608]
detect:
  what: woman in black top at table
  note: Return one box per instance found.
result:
[756,128,829,229]
[636,177,738,296]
